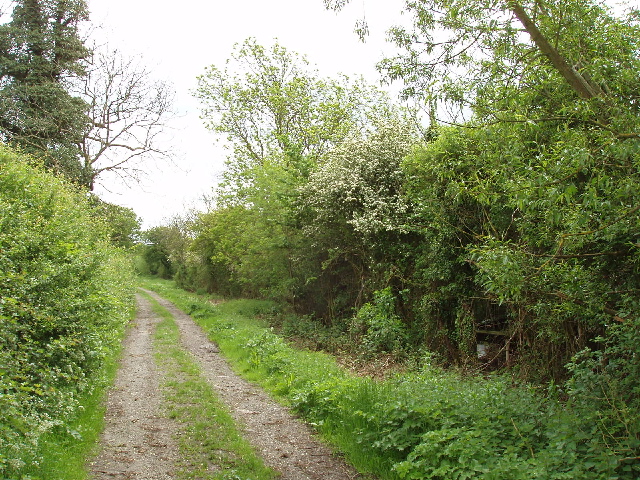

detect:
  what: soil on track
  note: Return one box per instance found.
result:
[90,291,366,480]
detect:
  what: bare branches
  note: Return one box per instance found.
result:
[76,46,175,190]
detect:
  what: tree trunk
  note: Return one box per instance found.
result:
[508,1,604,100]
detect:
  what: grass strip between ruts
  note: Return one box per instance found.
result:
[142,291,277,480]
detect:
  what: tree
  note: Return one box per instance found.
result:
[301,116,418,318]
[0,0,90,183]
[187,205,254,296]
[193,38,405,312]
[78,46,175,190]
[140,219,192,279]
[325,0,640,377]
[195,37,394,200]
[88,194,141,248]
[327,0,640,133]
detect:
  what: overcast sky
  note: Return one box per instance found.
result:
[86,0,407,228]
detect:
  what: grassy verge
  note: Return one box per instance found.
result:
[139,277,632,480]
[142,291,277,480]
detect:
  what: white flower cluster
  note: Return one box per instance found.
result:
[302,117,415,237]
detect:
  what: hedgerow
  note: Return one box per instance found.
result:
[0,147,135,478]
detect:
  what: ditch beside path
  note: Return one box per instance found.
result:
[90,290,365,480]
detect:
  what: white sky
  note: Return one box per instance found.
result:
[86,0,407,228]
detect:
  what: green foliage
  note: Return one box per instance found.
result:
[378,0,640,121]
[18,314,127,480]
[179,9,640,473]
[279,313,350,353]
[195,38,392,178]
[181,11,640,381]
[88,195,141,248]
[0,0,91,184]
[187,39,409,316]
[565,318,640,475]
[0,147,135,478]
[297,115,418,319]
[352,288,408,354]
[181,205,260,296]
[246,331,294,375]
[379,0,640,374]
[140,221,192,279]
[400,115,640,377]
[143,279,636,479]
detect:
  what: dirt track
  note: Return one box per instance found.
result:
[90,290,365,480]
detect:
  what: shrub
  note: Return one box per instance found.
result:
[565,317,640,478]
[351,288,408,354]
[0,147,135,477]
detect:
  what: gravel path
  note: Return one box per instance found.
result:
[90,294,179,479]
[90,290,366,480]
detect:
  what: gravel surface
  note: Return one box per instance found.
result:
[90,290,367,480]
[90,294,179,479]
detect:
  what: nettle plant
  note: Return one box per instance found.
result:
[351,288,409,355]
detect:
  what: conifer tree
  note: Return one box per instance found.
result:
[0,0,90,184]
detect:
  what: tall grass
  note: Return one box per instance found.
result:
[139,277,636,479]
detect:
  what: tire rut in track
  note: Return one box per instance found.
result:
[90,293,178,480]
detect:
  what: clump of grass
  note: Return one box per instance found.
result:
[145,292,276,480]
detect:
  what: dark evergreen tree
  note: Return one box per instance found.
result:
[0,0,90,185]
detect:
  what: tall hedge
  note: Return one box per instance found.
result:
[0,146,135,475]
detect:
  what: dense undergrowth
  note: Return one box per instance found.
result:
[0,148,136,479]
[141,277,640,480]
